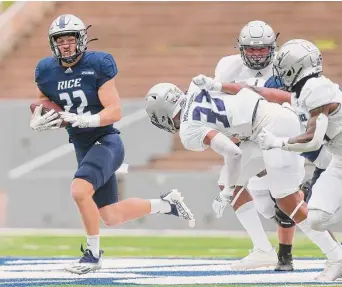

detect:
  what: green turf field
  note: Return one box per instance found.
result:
[0,234,326,257]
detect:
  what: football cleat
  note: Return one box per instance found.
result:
[275,253,294,271]
[161,189,195,228]
[315,259,342,281]
[231,248,277,270]
[64,244,103,275]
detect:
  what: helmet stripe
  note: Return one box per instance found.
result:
[59,15,66,29]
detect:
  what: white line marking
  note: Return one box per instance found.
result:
[8,109,146,180]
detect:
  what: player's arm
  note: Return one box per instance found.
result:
[220,82,246,94]
[221,84,291,104]
[60,78,121,128]
[282,105,330,152]
[30,89,62,131]
[203,130,243,190]
[192,74,291,103]
[36,87,50,101]
[30,66,63,131]
[97,78,122,125]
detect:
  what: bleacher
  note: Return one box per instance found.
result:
[1,1,341,170]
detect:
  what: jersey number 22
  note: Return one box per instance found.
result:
[59,90,91,116]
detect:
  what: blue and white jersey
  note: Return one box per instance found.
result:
[35,51,119,146]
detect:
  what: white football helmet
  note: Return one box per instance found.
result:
[49,14,88,64]
[273,39,323,92]
[145,83,186,133]
[238,20,278,70]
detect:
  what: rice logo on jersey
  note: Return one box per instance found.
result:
[57,78,82,90]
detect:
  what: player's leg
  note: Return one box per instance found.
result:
[276,226,295,271]
[247,173,296,272]
[66,134,193,274]
[219,180,275,256]
[98,175,194,227]
[94,134,194,227]
[260,106,342,280]
[228,174,277,270]
[219,141,277,270]
[64,142,105,274]
[264,150,342,281]
[274,204,296,271]
[273,182,311,272]
[217,141,273,256]
[307,156,342,232]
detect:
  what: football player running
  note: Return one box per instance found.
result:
[30,14,195,275]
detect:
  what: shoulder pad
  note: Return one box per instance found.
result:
[215,54,242,82]
[35,57,55,84]
[301,77,337,111]
[88,51,118,87]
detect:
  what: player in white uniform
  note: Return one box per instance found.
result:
[254,39,342,280]
[214,20,300,272]
[145,79,342,281]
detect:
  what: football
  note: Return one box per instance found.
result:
[30,100,69,127]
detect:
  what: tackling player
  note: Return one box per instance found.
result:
[145,78,342,281]
[214,20,300,271]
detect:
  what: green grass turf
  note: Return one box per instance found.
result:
[0,235,325,257]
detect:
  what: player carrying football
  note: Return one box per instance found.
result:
[30,14,195,275]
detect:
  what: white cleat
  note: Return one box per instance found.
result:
[161,189,196,228]
[64,245,103,275]
[315,259,342,281]
[230,248,278,270]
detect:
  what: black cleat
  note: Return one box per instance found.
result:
[274,253,294,272]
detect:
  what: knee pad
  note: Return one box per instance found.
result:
[75,145,121,190]
[274,204,295,228]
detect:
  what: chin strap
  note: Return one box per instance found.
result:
[87,38,99,45]
[86,25,99,44]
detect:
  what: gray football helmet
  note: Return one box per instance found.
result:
[49,14,88,64]
[145,83,186,133]
[238,20,278,70]
[273,39,323,92]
